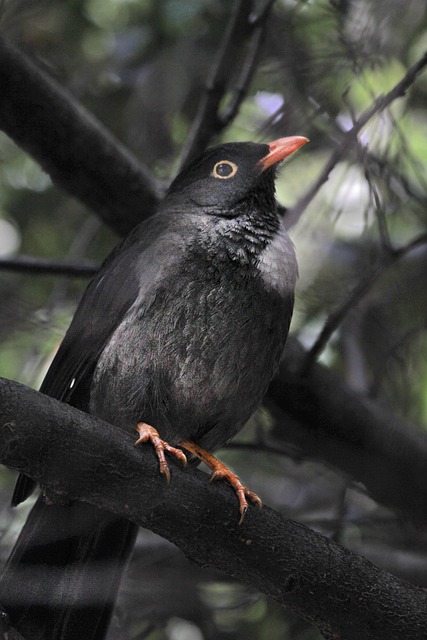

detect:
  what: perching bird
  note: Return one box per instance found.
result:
[0,136,307,640]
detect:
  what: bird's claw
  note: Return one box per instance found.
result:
[135,422,187,483]
[179,440,262,524]
[209,467,262,524]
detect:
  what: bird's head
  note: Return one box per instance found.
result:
[165,137,309,216]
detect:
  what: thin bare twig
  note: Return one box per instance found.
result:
[220,14,266,127]
[365,149,427,210]
[363,167,393,252]
[303,233,427,371]
[393,232,427,258]
[303,262,384,373]
[220,0,278,128]
[179,0,276,167]
[0,255,98,277]
[286,50,427,228]
[179,0,253,167]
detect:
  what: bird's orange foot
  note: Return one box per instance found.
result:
[135,422,187,483]
[210,462,262,524]
[180,440,262,524]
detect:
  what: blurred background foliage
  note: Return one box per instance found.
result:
[0,0,427,638]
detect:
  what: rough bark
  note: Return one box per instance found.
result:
[0,377,426,640]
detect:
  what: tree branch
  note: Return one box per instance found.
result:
[304,236,427,368]
[219,2,275,127]
[267,338,427,525]
[0,34,160,237]
[286,50,427,228]
[179,0,272,168]
[0,255,98,278]
[179,0,252,166]
[0,377,426,640]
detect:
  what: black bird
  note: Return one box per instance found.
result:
[0,136,308,640]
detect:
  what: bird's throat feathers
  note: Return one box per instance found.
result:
[218,207,280,263]
[185,186,280,270]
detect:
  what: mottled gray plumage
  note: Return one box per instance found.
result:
[69,142,297,455]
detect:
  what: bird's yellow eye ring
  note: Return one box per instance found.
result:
[212,160,238,179]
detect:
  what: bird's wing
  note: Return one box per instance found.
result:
[40,229,143,404]
[40,252,137,404]
[42,214,187,404]
[13,213,186,505]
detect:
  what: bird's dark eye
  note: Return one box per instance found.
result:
[212,160,238,179]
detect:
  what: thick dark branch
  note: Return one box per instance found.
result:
[0,255,98,278]
[0,377,426,640]
[267,338,427,525]
[287,50,427,228]
[0,34,160,237]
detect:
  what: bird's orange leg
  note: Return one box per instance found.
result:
[180,440,262,524]
[135,422,187,484]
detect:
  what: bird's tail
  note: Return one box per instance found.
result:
[0,495,138,640]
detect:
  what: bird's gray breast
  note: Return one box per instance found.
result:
[90,222,296,449]
[257,223,298,296]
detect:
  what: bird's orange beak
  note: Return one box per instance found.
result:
[259,136,309,171]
